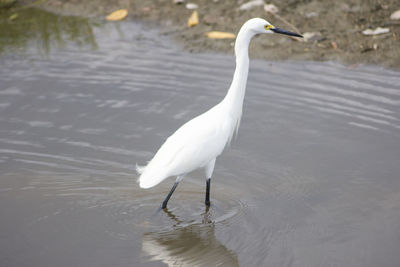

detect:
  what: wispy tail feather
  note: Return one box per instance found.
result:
[135,163,146,184]
[137,164,169,189]
[136,163,146,175]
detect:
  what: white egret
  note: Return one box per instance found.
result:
[137,18,302,209]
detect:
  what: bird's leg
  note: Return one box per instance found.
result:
[161,182,179,209]
[204,159,216,207]
[205,178,211,206]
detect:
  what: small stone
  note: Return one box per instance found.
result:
[173,0,185,4]
[239,0,264,11]
[390,9,400,20]
[203,14,219,25]
[305,12,318,18]
[264,4,278,14]
[362,27,390,35]
[186,3,198,9]
[303,32,324,42]
[141,7,151,12]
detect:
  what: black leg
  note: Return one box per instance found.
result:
[205,178,211,206]
[162,182,179,209]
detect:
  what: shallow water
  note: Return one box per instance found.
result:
[1,13,400,267]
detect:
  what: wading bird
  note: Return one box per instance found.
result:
[137,18,302,209]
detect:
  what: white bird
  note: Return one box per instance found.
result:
[137,18,302,209]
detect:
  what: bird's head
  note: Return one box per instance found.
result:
[245,18,303,38]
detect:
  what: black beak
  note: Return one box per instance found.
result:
[271,27,303,38]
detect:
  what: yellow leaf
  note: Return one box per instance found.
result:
[9,13,18,21]
[187,11,199,27]
[106,9,128,21]
[205,31,236,39]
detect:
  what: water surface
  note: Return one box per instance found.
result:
[1,13,400,267]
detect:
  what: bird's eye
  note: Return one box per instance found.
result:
[264,25,273,30]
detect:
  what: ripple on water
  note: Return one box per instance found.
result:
[25,172,246,233]
[130,188,247,231]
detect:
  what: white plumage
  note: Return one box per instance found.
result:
[137,18,302,208]
[138,102,234,189]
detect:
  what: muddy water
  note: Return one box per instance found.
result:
[1,14,400,267]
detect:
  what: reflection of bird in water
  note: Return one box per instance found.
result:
[142,208,239,266]
[137,18,302,209]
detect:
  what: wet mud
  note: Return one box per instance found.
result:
[3,0,400,68]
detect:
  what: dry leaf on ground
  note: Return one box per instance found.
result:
[188,10,199,27]
[206,31,236,39]
[106,9,128,21]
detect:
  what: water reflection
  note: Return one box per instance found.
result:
[0,7,97,54]
[142,208,239,267]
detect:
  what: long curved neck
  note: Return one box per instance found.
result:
[223,26,253,116]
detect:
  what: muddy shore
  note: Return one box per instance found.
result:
[10,0,400,68]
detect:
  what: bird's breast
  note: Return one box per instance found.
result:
[165,111,234,176]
